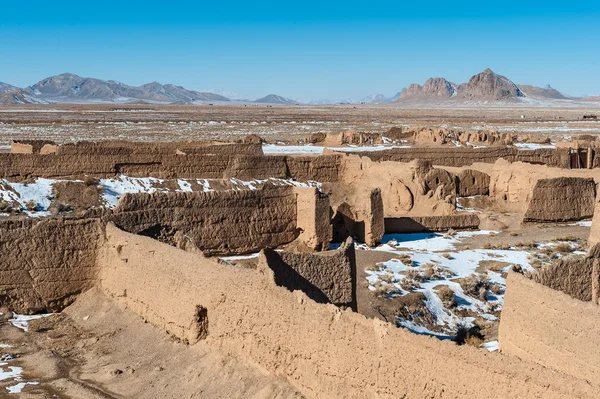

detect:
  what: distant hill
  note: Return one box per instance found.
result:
[457,68,524,100]
[0,89,50,105]
[399,78,457,100]
[23,73,230,103]
[517,84,570,100]
[360,92,402,103]
[254,94,297,104]
[0,82,19,95]
[394,68,576,104]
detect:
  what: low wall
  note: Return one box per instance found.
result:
[523,177,596,222]
[331,188,384,246]
[0,153,343,182]
[109,186,299,255]
[499,273,600,383]
[56,141,264,156]
[258,238,356,309]
[533,257,599,302]
[0,217,103,313]
[98,224,598,398]
[384,214,480,233]
[345,147,571,168]
[457,169,490,197]
[294,187,332,250]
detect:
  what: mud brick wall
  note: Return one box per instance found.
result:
[499,273,600,383]
[294,187,332,251]
[523,177,596,222]
[0,217,103,313]
[98,224,599,398]
[347,147,571,168]
[258,238,356,309]
[384,214,480,233]
[533,257,599,302]
[109,186,299,256]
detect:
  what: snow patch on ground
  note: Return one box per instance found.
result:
[8,314,53,332]
[0,178,54,216]
[362,231,536,336]
[514,142,556,150]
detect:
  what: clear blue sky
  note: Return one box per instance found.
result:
[1,0,599,100]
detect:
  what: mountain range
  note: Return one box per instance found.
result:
[396,68,572,104]
[0,69,593,105]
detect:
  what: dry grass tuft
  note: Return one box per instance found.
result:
[83,175,99,186]
[25,200,38,211]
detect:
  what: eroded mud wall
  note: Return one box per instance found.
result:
[109,186,299,255]
[384,214,480,233]
[258,238,356,309]
[347,147,571,168]
[98,225,599,398]
[533,257,598,301]
[499,273,600,383]
[0,153,343,181]
[523,177,596,222]
[294,187,332,250]
[0,217,103,313]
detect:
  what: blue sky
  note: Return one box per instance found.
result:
[1,0,599,100]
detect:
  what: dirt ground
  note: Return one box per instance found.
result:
[0,103,598,145]
[0,289,302,398]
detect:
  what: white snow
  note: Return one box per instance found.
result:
[0,365,22,382]
[514,142,556,150]
[0,178,54,216]
[362,231,536,335]
[262,144,324,155]
[100,175,165,207]
[569,220,592,227]
[482,340,499,352]
[8,313,53,332]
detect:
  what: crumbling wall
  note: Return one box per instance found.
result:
[10,140,57,154]
[457,169,490,197]
[98,225,599,398]
[294,187,332,251]
[346,147,571,168]
[0,153,342,181]
[109,186,299,255]
[523,177,596,222]
[499,273,600,383]
[384,214,480,233]
[57,141,264,156]
[0,217,103,313]
[533,256,600,302]
[258,238,356,309]
[331,188,384,247]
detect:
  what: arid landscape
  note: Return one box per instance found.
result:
[0,96,599,397]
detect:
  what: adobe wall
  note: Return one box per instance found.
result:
[10,140,57,154]
[456,169,490,197]
[0,217,103,313]
[499,273,600,383]
[345,147,571,168]
[533,257,599,302]
[384,214,480,233]
[109,186,299,255]
[98,224,599,398]
[330,187,384,247]
[587,195,600,256]
[0,153,343,181]
[257,238,356,309]
[523,177,596,222]
[294,187,332,251]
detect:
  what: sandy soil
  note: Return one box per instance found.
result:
[0,289,302,398]
[0,103,598,145]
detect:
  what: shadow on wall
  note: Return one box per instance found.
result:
[258,237,357,311]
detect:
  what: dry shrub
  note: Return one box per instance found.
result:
[366,263,383,272]
[509,231,520,237]
[379,271,397,284]
[443,229,456,238]
[0,201,11,213]
[25,200,38,211]
[441,253,453,260]
[397,253,413,265]
[482,242,492,249]
[436,285,456,308]
[454,324,484,346]
[56,203,73,213]
[554,243,574,253]
[557,235,578,242]
[459,274,492,300]
[83,175,99,186]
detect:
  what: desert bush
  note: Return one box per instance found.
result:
[56,203,74,213]
[441,253,453,260]
[554,243,574,253]
[509,231,520,237]
[557,235,578,242]
[454,324,484,346]
[444,229,456,238]
[83,175,99,186]
[482,242,492,249]
[25,200,38,211]
[397,253,413,265]
[379,271,397,284]
[0,201,11,213]
[459,274,491,300]
[366,263,383,272]
[436,285,456,308]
